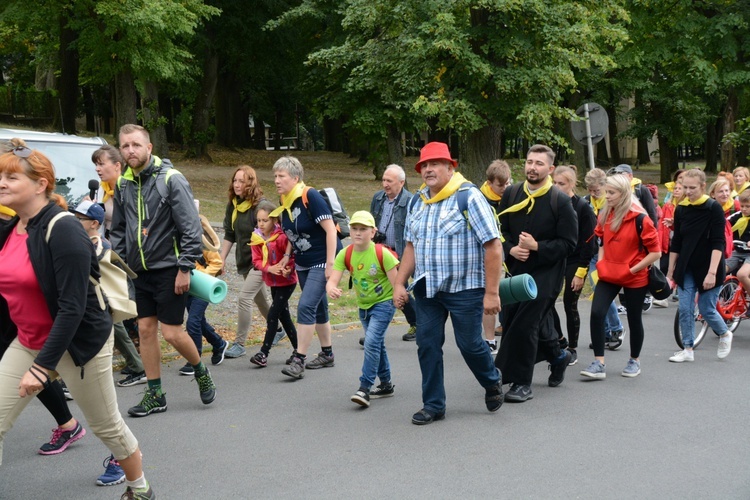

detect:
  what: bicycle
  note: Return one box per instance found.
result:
[673,243,750,349]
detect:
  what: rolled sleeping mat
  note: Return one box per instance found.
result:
[499,274,537,305]
[188,270,228,304]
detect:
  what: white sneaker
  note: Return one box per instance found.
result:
[669,349,694,363]
[717,332,733,359]
[652,299,669,308]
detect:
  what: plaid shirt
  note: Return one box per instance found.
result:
[405,185,499,298]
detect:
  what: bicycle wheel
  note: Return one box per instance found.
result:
[673,308,708,349]
[716,278,742,335]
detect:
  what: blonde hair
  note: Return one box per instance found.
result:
[599,174,641,232]
[584,168,606,188]
[708,178,731,199]
[554,165,577,186]
[733,166,750,182]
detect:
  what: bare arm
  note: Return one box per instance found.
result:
[483,238,502,315]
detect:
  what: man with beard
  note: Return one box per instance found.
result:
[111,124,216,417]
[495,144,578,402]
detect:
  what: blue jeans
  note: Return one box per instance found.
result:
[413,283,500,414]
[589,255,623,333]
[186,296,225,355]
[296,267,329,325]
[678,272,727,348]
[359,300,396,389]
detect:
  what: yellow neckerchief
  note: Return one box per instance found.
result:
[270,182,306,220]
[499,176,553,215]
[419,172,469,204]
[738,182,750,195]
[0,204,16,217]
[679,194,710,206]
[589,195,605,215]
[722,199,735,213]
[630,177,643,192]
[732,215,750,237]
[231,197,254,230]
[249,230,280,266]
[479,181,502,202]
[100,180,115,202]
[665,181,675,193]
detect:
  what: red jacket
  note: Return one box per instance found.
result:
[595,205,661,288]
[658,202,676,254]
[251,227,298,287]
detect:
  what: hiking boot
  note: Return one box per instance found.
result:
[97,455,125,486]
[224,342,246,358]
[38,421,86,455]
[305,352,334,369]
[669,349,694,363]
[370,382,395,398]
[718,332,733,359]
[411,408,445,425]
[548,350,572,387]
[211,340,228,365]
[568,348,578,366]
[485,383,503,412]
[250,351,268,368]
[285,350,298,365]
[504,384,533,402]
[128,388,167,417]
[621,358,641,378]
[120,484,155,500]
[351,388,370,407]
[580,360,606,379]
[178,363,194,376]
[117,371,147,387]
[272,327,287,346]
[608,329,625,351]
[195,367,216,404]
[282,356,305,379]
[402,326,417,341]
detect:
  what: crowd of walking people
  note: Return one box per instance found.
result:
[0,128,744,498]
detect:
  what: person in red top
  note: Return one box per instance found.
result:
[249,200,299,367]
[581,174,661,380]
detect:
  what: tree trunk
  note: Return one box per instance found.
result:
[637,136,650,165]
[377,123,403,179]
[459,125,503,185]
[721,87,738,171]
[606,101,621,165]
[114,71,138,137]
[57,15,79,134]
[141,81,168,158]
[658,132,673,183]
[215,71,250,148]
[705,118,719,172]
[596,141,609,166]
[186,47,218,158]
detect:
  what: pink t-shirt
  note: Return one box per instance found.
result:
[0,229,54,349]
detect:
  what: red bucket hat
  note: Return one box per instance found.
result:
[415,142,458,172]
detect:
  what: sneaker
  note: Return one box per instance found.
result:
[224,342,246,358]
[120,366,135,375]
[504,384,533,402]
[402,325,417,342]
[285,350,298,365]
[548,350,572,387]
[120,485,155,500]
[351,389,370,407]
[485,383,503,412]
[718,331,733,359]
[370,382,395,398]
[194,367,216,404]
[282,356,305,379]
[178,363,194,376]
[305,352,334,369]
[250,351,268,367]
[622,358,641,377]
[653,298,669,308]
[211,340,228,365]
[590,333,612,349]
[486,340,498,355]
[272,327,286,346]
[38,421,86,455]
[617,305,627,315]
[61,381,73,401]
[128,388,167,417]
[117,371,147,387]
[642,295,653,312]
[96,455,125,486]
[411,408,445,425]
[608,329,625,351]
[580,360,606,379]
[669,349,694,363]
[568,348,578,366]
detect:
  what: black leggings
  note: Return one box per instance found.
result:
[37,379,73,426]
[553,263,583,349]
[590,280,648,358]
[261,284,299,354]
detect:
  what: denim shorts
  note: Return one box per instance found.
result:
[296,267,329,325]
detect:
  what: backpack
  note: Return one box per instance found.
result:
[343,243,398,289]
[46,212,138,323]
[302,186,350,239]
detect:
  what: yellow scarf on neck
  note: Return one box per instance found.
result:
[231,197,254,230]
[0,204,16,217]
[270,182,306,221]
[419,172,469,205]
[738,182,750,196]
[630,178,643,191]
[101,181,115,202]
[722,199,735,213]
[732,216,750,237]
[479,181,502,202]
[665,181,675,193]
[679,194,710,206]
[590,195,605,215]
[499,177,553,215]
[249,231,280,266]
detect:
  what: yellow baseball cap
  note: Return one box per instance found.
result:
[349,211,376,228]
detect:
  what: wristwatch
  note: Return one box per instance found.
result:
[179,266,191,273]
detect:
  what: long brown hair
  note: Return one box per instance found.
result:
[0,138,67,209]
[227,165,263,204]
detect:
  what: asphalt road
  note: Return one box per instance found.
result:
[1,299,749,499]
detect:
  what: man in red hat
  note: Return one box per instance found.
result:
[394,141,504,425]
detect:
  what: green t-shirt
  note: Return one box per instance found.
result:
[333,243,399,309]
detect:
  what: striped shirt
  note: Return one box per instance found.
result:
[405,185,499,297]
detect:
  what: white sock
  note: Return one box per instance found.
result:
[126,474,148,490]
